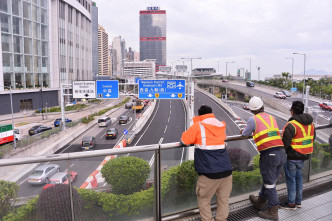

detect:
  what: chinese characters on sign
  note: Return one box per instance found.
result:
[138,80,185,99]
[72,81,96,98]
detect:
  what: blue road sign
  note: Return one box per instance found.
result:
[72,101,77,104]
[291,87,297,92]
[135,78,141,84]
[138,80,185,99]
[39,108,42,112]
[123,129,128,135]
[96,80,119,99]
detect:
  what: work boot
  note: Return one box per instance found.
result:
[249,195,267,209]
[258,205,279,220]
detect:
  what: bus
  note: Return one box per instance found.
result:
[0,124,20,145]
[132,100,144,113]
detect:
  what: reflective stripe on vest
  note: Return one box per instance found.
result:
[195,123,225,150]
[253,114,283,152]
[290,120,314,154]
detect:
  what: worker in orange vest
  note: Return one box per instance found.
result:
[241,96,286,221]
[181,105,232,221]
[279,101,315,210]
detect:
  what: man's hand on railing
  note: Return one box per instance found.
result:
[180,140,190,147]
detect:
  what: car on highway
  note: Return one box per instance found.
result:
[106,128,118,139]
[274,92,286,99]
[98,117,111,127]
[281,90,291,97]
[222,79,229,82]
[319,102,332,111]
[27,164,60,185]
[119,115,129,125]
[243,103,250,110]
[28,125,52,136]
[81,136,96,150]
[54,118,72,127]
[124,130,135,144]
[125,102,133,109]
[246,81,255,87]
[43,171,78,190]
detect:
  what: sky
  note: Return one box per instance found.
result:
[95,0,332,80]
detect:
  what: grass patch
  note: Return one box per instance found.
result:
[15,122,30,127]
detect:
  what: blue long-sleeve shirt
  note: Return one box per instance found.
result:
[242,117,256,137]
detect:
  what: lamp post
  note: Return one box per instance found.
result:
[257,66,261,81]
[245,58,251,76]
[285,57,294,89]
[181,57,201,128]
[3,86,16,149]
[293,53,306,102]
[225,61,235,103]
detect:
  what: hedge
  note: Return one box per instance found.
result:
[2,197,38,221]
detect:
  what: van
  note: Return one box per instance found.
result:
[81,136,95,150]
[246,81,255,87]
[98,117,111,127]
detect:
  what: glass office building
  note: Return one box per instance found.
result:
[139,7,166,72]
[0,0,50,90]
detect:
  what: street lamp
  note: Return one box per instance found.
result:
[181,57,201,128]
[3,86,16,149]
[285,57,294,89]
[293,53,306,101]
[225,61,235,103]
[257,66,261,81]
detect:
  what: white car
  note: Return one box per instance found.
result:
[65,102,74,107]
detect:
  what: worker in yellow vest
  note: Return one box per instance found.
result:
[241,96,286,221]
[280,101,315,210]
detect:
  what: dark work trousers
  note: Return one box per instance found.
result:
[258,148,286,207]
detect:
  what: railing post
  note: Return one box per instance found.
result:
[154,145,161,221]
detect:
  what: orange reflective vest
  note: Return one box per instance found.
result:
[288,120,314,155]
[253,113,283,152]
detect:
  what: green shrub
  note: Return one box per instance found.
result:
[227,148,251,171]
[232,169,262,193]
[101,156,150,195]
[0,180,19,219]
[311,158,321,171]
[253,154,260,170]
[3,197,38,221]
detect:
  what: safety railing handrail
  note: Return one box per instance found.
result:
[0,123,330,167]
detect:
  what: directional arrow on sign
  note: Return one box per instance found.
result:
[84,94,89,97]
[171,94,176,98]
[148,94,153,97]
[105,94,111,97]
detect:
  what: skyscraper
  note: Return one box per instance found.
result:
[91,1,99,77]
[139,6,166,72]
[98,25,109,75]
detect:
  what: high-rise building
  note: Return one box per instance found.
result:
[98,25,109,75]
[91,1,98,77]
[112,36,126,76]
[0,0,93,115]
[126,47,135,62]
[109,46,117,76]
[139,6,166,72]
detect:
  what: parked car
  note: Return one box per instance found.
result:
[98,117,111,127]
[281,90,291,97]
[124,130,135,144]
[43,171,78,190]
[81,136,96,150]
[119,115,129,125]
[243,103,250,110]
[28,125,52,136]
[274,92,286,99]
[54,118,72,127]
[65,102,74,107]
[27,164,60,185]
[106,128,118,139]
[246,81,255,87]
[319,102,332,111]
[125,102,133,109]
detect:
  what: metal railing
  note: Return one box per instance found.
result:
[0,122,331,221]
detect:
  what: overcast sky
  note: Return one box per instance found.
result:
[96,0,332,80]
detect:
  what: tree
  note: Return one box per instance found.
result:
[101,156,150,195]
[0,180,19,219]
[282,72,290,83]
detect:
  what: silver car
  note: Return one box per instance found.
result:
[27,164,60,185]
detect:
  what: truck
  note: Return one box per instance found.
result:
[0,124,20,145]
[132,100,145,113]
[319,102,332,111]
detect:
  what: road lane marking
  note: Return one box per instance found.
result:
[133,100,160,147]
[19,178,28,186]
[149,137,163,167]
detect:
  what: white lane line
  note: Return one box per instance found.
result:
[64,164,74,172]
[133,100,160,146]
[163,125,168,134]
[99,132,106,139]
[149,137,163,167]
[203,94,258,153]
[19,178,28,186]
